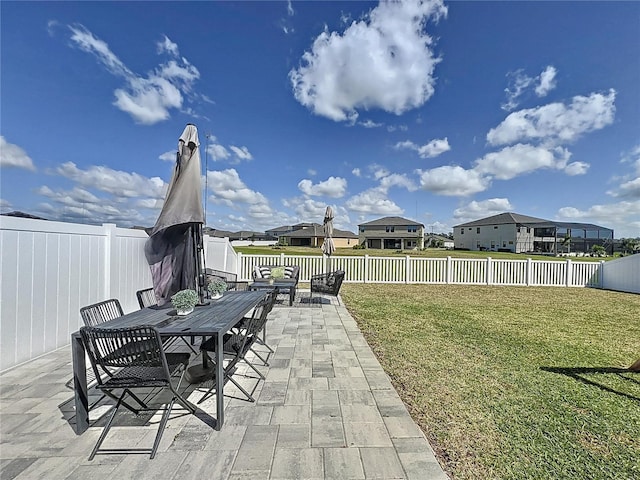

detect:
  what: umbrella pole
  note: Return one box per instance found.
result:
[195,224,209,306]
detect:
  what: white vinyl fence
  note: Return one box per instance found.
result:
[237,253,604,287]
[0,217,235,372]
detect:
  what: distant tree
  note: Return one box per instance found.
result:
[591,245,606,257]
[621,237,640,255]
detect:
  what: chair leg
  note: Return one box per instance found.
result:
[150,398,175,459]
[88,394,125,460]
[243,357,266,380]
[226,374,255,402]
[249,347,270,367]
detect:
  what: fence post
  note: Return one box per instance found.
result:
[364,255,369,283]
[236,252,242,279]
[565,259,572,287]
[280,252,285,265]
[446,256,452,284]
[486,257,492,285]
[405,255,411,283]
[102,223,117,300]
[526,258,532,286]
[599,260,605,289]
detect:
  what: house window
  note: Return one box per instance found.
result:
[476,227,480,234]
[460,228,464,235]
[360,227,365,233]
[408,226,417,233]
[386,226,395,233]
[494,226,498,229]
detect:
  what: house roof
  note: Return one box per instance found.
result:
[453,212,613,232]
[425,234,453,242]
[265,225,293,233]
[284,223,357,239]
[359,216,424,227]
[454,212,547,228]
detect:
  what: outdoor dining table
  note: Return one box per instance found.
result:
[71,289,267,435]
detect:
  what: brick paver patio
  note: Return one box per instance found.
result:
[0,292,448,480]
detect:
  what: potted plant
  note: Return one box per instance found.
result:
[171,289,198,315]
[207,278,228,300]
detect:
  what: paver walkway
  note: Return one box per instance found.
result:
[0,293,449,480]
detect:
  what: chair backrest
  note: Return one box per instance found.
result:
[226,291,276,359]
[136,288,158,309]
[331,270,345,294]
[80,299,124,327]
[206,268,238,283]
[80,325,169,384]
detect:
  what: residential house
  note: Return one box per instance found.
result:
[358,216,425,250]
[280,223,358,248]
[453,212,614,255]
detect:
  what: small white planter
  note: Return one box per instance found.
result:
[176,306,194,316]
[210,292,222,300]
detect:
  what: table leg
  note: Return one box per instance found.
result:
[71,332,89,434]
[289,287,294,306]
[215,332,224,430]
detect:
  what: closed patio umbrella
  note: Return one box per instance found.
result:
[144,124,206,306]
[321,206,335,272]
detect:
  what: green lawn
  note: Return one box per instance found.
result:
[340,284,640,480]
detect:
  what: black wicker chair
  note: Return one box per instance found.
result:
[197,291,274,404]
[205,268,249,292]
[310,270,345,305]
[80,298,124,327]
[136,288,157,309]
[80,325,196,460]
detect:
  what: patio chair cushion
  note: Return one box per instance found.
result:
[253,265,299,281]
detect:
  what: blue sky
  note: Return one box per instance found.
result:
[1,1,639,238]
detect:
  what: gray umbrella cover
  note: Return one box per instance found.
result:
[144,124,205,305]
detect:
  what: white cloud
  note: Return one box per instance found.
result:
[68,25,200,125]
[298,176,347,198]
[417,165,490,196]
[501,69,535,112]
[557,200,640,238]
[611,177,640,199]
[159,151,176,162]
[345,188,403,215]
[395,137,450,158]
[371,165,390,180]
[535,65,557,97]
[474,144,566,180]
[55,161,166,199]
[0,198,12,210]
[208,143,230,161]
[453,198,514,220]
[229,145,253,161]
[621,144,640,174]
[206,169,268,206]
[488,89,616,147]
[289,0,447,121]
[379,173,418,192]
[502,65,558,111]
[564,161,589,176]
[359,119,383,128]
[307,168,317,176]
[0,137,36,171]
[352,168,361,177]
[157,35,179,56]
[35,185,147,225]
